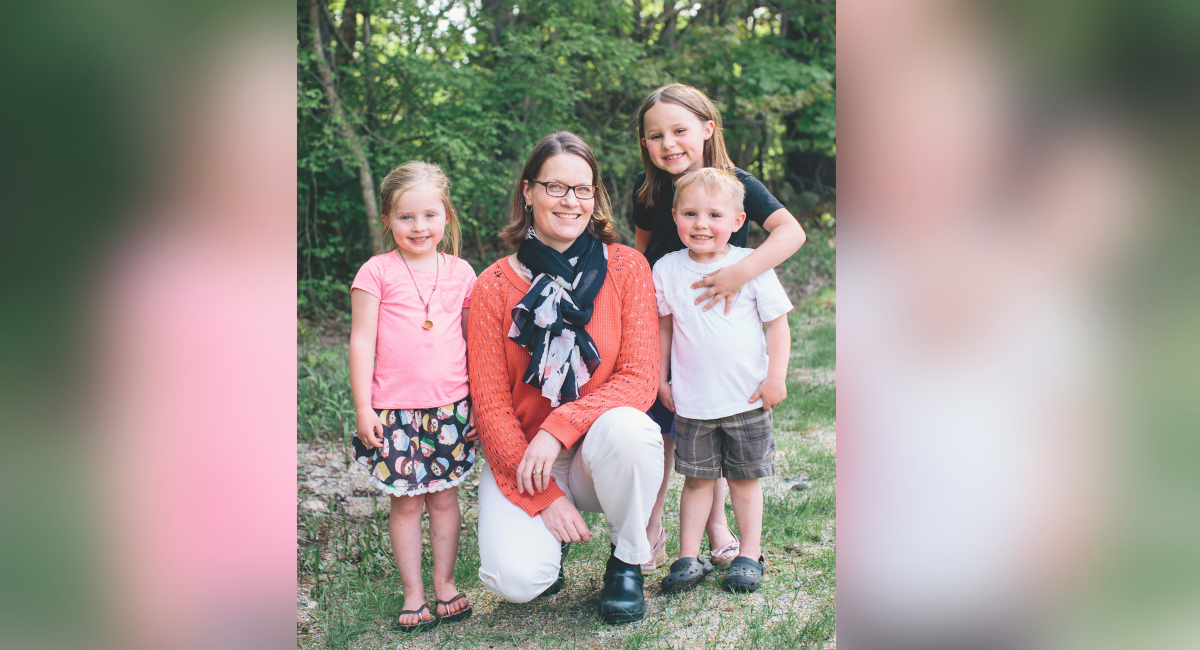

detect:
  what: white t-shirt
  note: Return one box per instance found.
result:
[652,246,793,419]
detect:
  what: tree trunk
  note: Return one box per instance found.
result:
[336,0,358,70]
[474,220,486,261]
[308,0,382,255]
[363,8,377,133]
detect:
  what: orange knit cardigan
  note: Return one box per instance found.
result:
[467,244,659,517]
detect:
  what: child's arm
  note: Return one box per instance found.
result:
[461,307,478,441]
[657,314,675,412]
[635,226,653,255]
[349,288,384,448]
[693,208,806,314]
[751,312,791,411]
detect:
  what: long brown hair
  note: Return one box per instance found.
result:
[378,160,462,259]
[499,131,617,247]
[635,84,734,207]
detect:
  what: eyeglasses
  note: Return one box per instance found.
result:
[530,179,597,200]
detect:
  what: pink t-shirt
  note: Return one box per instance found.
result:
[352,252,477,409]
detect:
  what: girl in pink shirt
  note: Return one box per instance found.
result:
[350,161,478,632]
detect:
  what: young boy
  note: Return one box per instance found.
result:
[652,167,792,593]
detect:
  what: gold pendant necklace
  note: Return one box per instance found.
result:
[398,249,439,330]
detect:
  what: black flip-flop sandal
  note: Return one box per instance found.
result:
[436,593,473,623]
[722,555,766,593]
[660,556,714,594]
[393,603,438,633]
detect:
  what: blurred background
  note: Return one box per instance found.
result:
[838,1,1199,649]
[0,1,298,649]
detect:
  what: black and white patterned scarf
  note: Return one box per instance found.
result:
[508,228,608,407]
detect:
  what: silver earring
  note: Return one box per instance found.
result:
[524,203,533,212]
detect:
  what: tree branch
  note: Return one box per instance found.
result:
[307,0,383,255]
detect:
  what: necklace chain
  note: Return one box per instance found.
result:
[397,250,440,329]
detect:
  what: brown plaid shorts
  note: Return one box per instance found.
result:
[673,408,775,479]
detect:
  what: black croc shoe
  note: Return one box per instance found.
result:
[660,556,714,594]
[599,546,645,625]
[722,555,766,593]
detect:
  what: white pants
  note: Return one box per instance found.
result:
[477,406,664,603]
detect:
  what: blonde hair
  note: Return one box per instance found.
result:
[673,167,745,214]
[500,131,617,247]
[378,160,462,259]
[636,84,735,208]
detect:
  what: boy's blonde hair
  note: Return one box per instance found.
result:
[378,160,462,259]
[636,84,735,208]
[673,167,745,214]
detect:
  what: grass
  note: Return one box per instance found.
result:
[298,321,354,442]
[297,225,836,648]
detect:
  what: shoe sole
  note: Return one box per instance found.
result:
[600,607,645,625]
[439,609,472,623]
[640,555,665,574]
[393,620,440,633]
[641,543,667,574]
[710,553,738,570]
[661,571,711,594]
[722,579,760,593]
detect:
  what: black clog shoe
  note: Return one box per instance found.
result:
[599,545,645,625]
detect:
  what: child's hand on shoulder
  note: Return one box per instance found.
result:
[751,377,787,412]
[658,381,676,412]
[356,407,384,448]
[692,265,750,315]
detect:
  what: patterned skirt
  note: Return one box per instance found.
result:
[351,395,476,497]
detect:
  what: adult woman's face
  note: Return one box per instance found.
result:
[522,153,595,253]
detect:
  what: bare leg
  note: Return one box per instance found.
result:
[424,486,469,617]
[705,478,737,550]
[726,478,763,560]
[677,476,717,559]
[390,494,433,626]
[646,434,675,544]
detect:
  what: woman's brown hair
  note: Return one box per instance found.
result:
[378,160,462,259]
[635,84,735,207]
[499,131,617,247]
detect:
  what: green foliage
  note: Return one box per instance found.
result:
[299,0,836,317]
[298,323,354,441]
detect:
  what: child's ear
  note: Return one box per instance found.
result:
[640,137,647,150]
[734,211,746,230]
[702,120,715,141]
[671,208,680,224]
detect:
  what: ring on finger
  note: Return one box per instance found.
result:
[532,468,542,476]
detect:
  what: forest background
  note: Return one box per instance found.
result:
[297,0,835,318]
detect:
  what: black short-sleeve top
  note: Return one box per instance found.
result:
[632,167,785,269]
